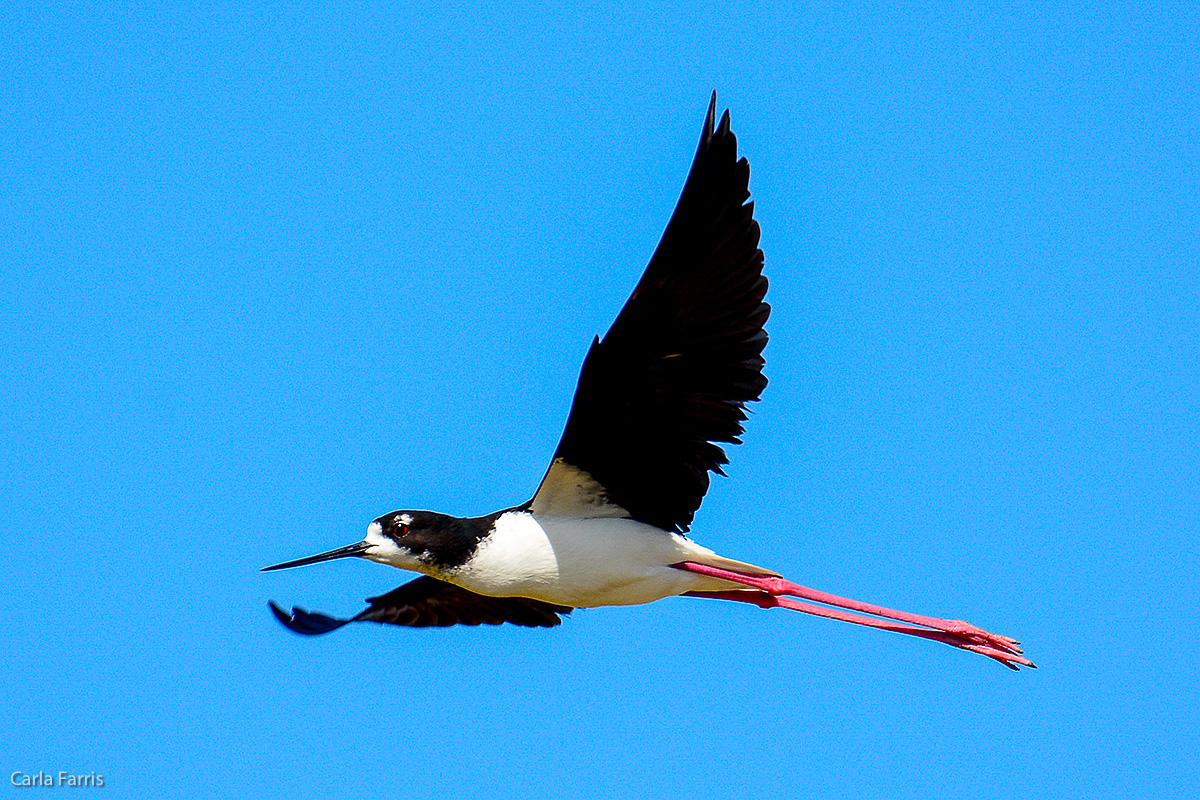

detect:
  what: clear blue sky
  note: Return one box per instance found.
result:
[2,2,1197,798]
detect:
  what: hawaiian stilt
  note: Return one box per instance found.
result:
[265,95,1033,670]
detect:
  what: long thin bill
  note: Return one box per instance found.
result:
[262,541,373,572]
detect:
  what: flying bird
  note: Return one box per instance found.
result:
[265,95,1032,670]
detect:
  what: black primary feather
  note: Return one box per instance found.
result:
[269,576,572,635]
[545,93,768,533]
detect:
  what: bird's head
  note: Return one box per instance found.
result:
[262,510,470,575]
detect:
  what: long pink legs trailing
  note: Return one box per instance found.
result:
[674,561,1034,670]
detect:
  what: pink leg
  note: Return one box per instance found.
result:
[675,563,1034,670]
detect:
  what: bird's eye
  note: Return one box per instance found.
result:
[397,523,409,536]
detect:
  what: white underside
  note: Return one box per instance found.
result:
[437,511,776,608]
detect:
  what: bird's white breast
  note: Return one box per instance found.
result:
[443,510,745,607]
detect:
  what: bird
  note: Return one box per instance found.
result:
[264,94,1033,670]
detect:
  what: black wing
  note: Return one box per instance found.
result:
[530,94,768,533]
[269,576,572,635]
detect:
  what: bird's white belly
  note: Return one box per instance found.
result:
[442,511,741,607]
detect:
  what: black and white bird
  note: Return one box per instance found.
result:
[265,95,1032,669]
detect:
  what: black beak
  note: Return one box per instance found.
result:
[262,541,374,572]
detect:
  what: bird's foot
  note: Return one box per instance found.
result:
[938,619,1026,657]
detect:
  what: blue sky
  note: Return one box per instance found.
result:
[2,1,1197,797]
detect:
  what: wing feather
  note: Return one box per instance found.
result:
[531,94,768,533]
[269,576,572,635]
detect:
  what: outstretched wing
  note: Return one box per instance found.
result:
[269,576,572,635]
[530,94,768,533]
